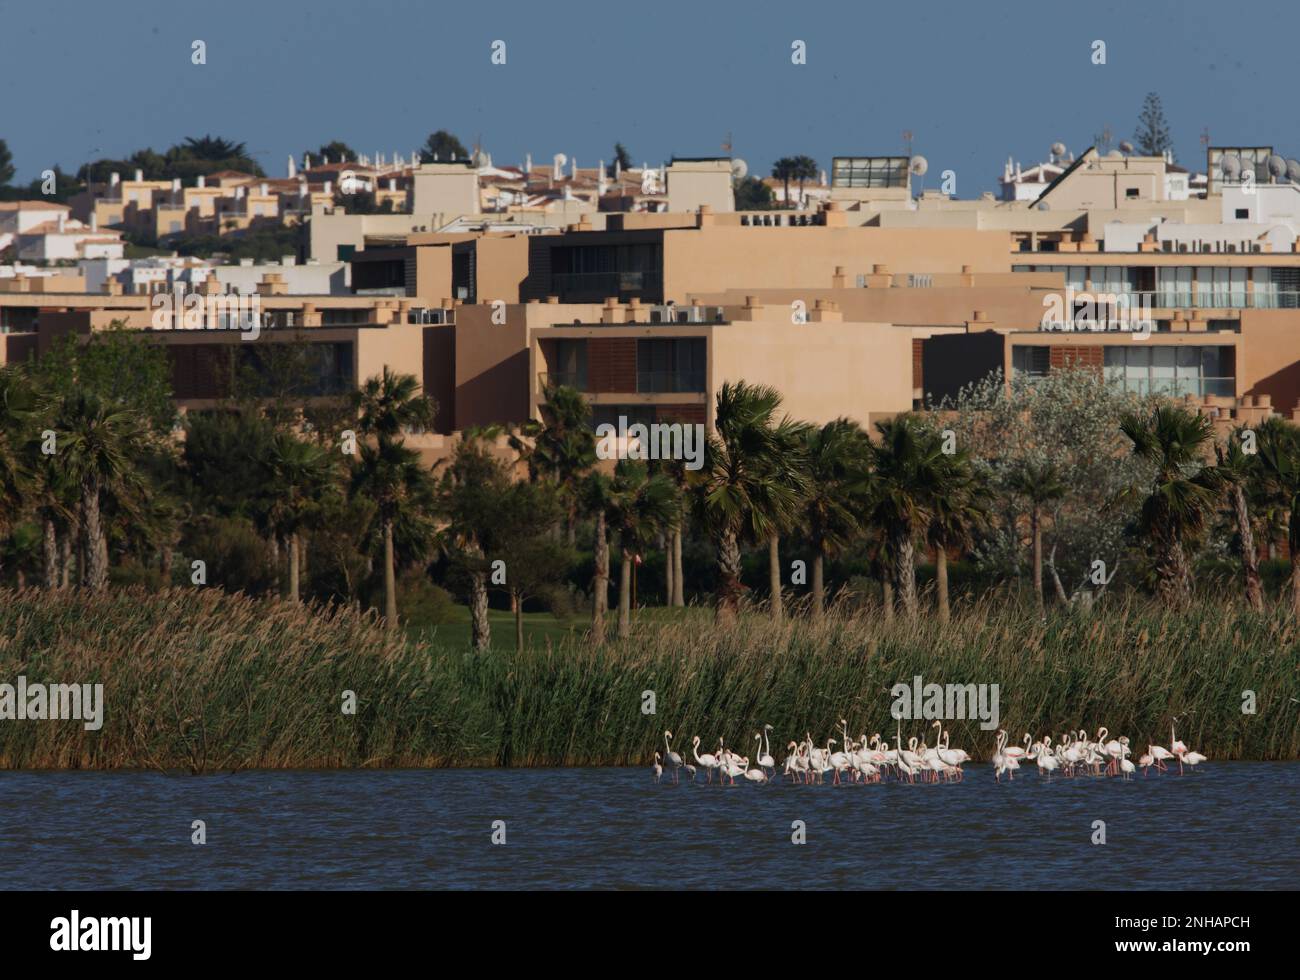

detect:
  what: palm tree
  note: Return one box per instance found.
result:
[351,368,436,444]
[181,135,247,161]
[867,416,944,617]
[259,432,336,602]
[511,384,595,544]
[0,367,37,580]
[52,392,149,590]
[1006,458,1067,611]
[581,471,615,644]
[764,417,810,622]
[791,155,819,206]
[607,460,678,639]
[800,418,872,620]
[436,435,510,650]
[1120,404,1223,605]
[350,437,436,627]
[1216,426,1267,612]
[771,157,797,207]
[690,382,804,621]
[1257,419,1300,615]
[927,448,986,623]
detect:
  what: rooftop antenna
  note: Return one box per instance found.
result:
[1200,127,1211,149]
[722,131,733,156]
[902,130,914,158]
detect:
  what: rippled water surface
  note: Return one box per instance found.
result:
[0,764,1295,889]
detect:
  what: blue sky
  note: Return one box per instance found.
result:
[1,0,1294,194]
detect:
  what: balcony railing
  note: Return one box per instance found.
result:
[637,370,706,393]
[1043,290,1300,310]
[549,271,663,297]
[538,371,587,392]
[1109,377,1237,399]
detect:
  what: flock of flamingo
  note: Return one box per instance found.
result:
[651,720,1208,785]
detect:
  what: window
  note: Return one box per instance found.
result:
[1104,345,1232,397]
[830,157,909,189]
[636,338,706,392]
[1012,346,1050,379]
[550,339,587,390]
[1126,188,1140,199]
[1236,208,1250,219]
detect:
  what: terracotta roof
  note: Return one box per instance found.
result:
[0,200,71,212]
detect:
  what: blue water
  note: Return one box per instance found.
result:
[0,764,1294,889]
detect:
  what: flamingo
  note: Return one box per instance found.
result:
[756,730,776,776]
[692,736,719,784]
[662,731,683,784]
[1170,718,1188,757]
[652,752,663,783]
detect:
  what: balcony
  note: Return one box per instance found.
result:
[549,271,663,300]
[1110,377,1237,398]
[636,369,706,393]
[538,370,587,392]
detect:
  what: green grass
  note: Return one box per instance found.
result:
[0,587,1297,769]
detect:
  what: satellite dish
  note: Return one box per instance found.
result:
[1119,140,1135,154]
[553,153,567,167]
[1037,201,1050,211]
[1105,150,1123,160]
[731,158,748,180]
[1220,153,1242,179]
[1268,154,1287,179]
[1287,159,1300,183]
[909,155,928,176]
[1051,141,1067,158]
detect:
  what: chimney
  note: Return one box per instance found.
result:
[965,310,995,331]
[56,213,66,233]
[134,168,143,182]
[260,182,268,197]
[102,279,122,296]
[601,296,622,324]
[110,172,120,187]
[738,295,765,321]
[525,152,533,173]
[809,299,843,323]
[257,273,287,296]
[696,204,715,228]
[626,297,646,323]
[831,265,846,289]
[90,213,98,232]
[197,175,206,188]
[960,264,975,287]
[864,264,893,288]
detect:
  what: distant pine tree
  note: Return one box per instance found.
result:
[1134,92,1174,160]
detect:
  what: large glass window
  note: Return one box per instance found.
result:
[636,338,706,393]
[1104,345,1232,398]
[1012,346,1050,379]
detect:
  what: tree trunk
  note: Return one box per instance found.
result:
[890,525,917,617]
[514,590,525,652]
[288,532,301,603]
[382,519,396,626]
[1030,505,1043,610]
[1291,518,1300,618]
[1234,486,1264,612]
[882,577,895,623]
[82,478,107,590]
[1156,536,1192,606]
[811,550,825,622]
[664,535,674,609]
[768,533,783,621]
[160,543,174,585]
[618,548,632,639]
[672,527,684,607]
[42,517,58,590]
[936,545,950,623]
[591,510,609,645]
[60,530,72,589]
[716,529,743,621]
[470,565,491,651]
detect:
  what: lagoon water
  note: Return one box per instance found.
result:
[0,764,1295,889]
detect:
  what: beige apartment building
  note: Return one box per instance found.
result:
[8,142,1300,450]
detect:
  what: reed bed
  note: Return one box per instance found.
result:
[0,588,1297,769]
